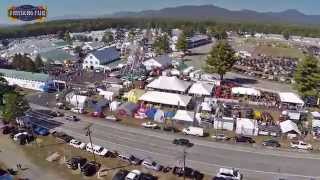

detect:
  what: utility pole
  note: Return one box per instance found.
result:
[183,147,187,180]
[84,123,96,162]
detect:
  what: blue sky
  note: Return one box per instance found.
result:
[1,0,319,24]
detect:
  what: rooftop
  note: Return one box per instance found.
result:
[0,68,50,82]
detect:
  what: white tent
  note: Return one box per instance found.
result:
[236,118,259,136]
[143,55,172,70]
[173,110,194,122]
[139,91,192,107]
[278,92,304,106]
[146,76,192,92]
[231,87,261,96]
[280,120,301,135]
[188,82,214,96]
[154,109,165,123]
[214,117,235,131]
[109,101,121,111]
[65,93,87,109]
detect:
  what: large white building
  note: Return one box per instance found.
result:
[0,68,54,91]
[82,47,120,70]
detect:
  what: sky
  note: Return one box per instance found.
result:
[1,0,319,24]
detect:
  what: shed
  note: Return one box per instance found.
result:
[143,54,172,70]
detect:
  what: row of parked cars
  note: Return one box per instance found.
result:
[52,130,205,179]
[211,133,313,150]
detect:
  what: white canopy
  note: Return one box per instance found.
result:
[65,94,87,109]
[278,92,304,105]
[311,112,320,119]
[280,120,301,134]
[231,87,261,96]
[173,110,194,122]
[188,82,214,96]
[236,118,258,136]
[146,76,192,92]
[139,91,191,107]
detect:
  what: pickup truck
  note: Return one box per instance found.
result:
[290,141,312,150]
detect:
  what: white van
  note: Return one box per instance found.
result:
[182,126,204,137]
[86,143,109,156]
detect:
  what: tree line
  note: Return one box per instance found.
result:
[1,17,320,40]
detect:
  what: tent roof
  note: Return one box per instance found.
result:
[173,110,194,122]
[188,82,214,96]
[278,92,304,105]
[231,87,261,96]
[311,112,320,118]
[146,76,191,92]
[280,120,301,134]
[139,91,192,107]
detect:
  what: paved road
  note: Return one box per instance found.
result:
[30,104,320,180]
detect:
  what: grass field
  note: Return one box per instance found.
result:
[253,45,305,59]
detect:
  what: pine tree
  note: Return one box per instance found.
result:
[204,41,237,80]
[294,55,320,98]
[176,32,188,52]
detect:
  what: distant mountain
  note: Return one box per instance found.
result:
[112,5,320,25]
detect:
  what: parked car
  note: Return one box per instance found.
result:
[262,139,281,148]
[172,166,203,179]
[69,139,86,149]
[33,127,49,136]
[105,115,119,122]
[211,134,231,141]
[112,169,129,180]
[141,122,158,129]
[91,112,105,118]
[172,138,193,147]
[52,131,74,143]
[71,108,84,114]
[139,173,158,180]
[117,153,141,165]
[290,141,312,150]
[81,161,100,176]
[13,132,28,141]
[235,136,255,144]
[66,156,87,170]
[65,115,80,121]
[2,126,15,135]
[215,168,242,180]
[125,169,141,180]
[182,126,204,137]
[141,159,162,171]
[86,143,109,156]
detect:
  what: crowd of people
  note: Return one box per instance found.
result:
[233,55,298,83]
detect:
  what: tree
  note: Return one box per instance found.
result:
[101,31,114,44]
[176,32,188,52]
[204,41,237,80]
[294,55,320,99]
[34,54,44,70]
[1,92,29,123]
[154,34,170,54]
[283,31,290,40]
